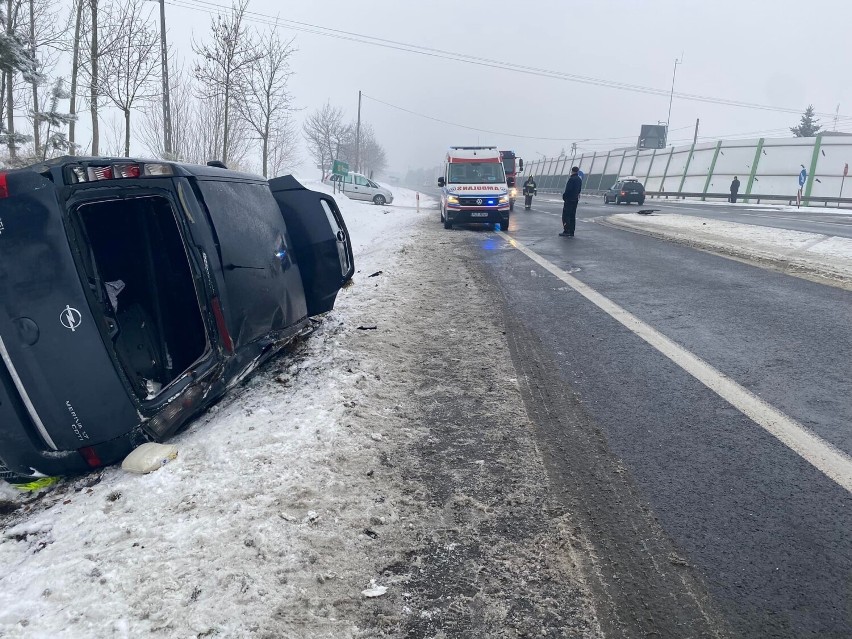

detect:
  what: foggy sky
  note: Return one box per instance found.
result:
[158,0,850,176]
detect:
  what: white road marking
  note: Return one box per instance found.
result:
[498,232,852,494]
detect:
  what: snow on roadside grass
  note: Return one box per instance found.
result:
[0,183,435,638]
[300,179,434,264]
[650,198,852,215]
[606,212,852,285]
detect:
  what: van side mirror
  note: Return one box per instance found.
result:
[437,177,445,187]
[518,159,524,172]
[506,177,515,187]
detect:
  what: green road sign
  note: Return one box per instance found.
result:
[332,160,349,176]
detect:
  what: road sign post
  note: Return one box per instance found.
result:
[840,163,848,206]
[797,168,807,209]
[332,159,349,195]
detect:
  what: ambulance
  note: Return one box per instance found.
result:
[438,146,513,231]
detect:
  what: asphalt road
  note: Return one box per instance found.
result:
[439,196,852,637]
[557,194,852,238]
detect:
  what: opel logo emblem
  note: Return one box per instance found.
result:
[60,305,82,332]
[476,198,482,205]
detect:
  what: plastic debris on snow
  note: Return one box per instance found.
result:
[361,580,388,598]
[120,443,179,474]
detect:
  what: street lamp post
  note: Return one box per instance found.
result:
[666,57,682,146]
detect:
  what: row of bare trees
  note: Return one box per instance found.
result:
[303,101,387,179]
[0,0,298,176]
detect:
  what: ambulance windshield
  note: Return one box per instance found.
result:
[448,162,506,184]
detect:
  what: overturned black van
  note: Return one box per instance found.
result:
[0,157,354,480]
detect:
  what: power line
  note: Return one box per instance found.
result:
[166,0,848,120]
[362,93,693,143]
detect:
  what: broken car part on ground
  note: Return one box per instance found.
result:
[0,157,354,481]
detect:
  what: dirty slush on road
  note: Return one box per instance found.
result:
[349,212,731,638]
[345,214,601,637]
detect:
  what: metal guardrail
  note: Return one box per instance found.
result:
[534,188,852,208]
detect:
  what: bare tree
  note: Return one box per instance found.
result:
[141,61,252,167]
[359,124,387,177]
[302,101,349,178]
[68,0,84,154]
[88,0,98,153]
[336,122,386,177]
[79,0,124,156]
[99,0,159,156]
[235,28,294,177]
[267,115,299,177]
[192,0,258,164]
[101,110,124,156]
[140,58,191,159]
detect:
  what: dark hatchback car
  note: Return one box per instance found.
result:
[0,157,354,481]
[604,177,646,205]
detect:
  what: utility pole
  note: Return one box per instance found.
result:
[158,0,172,157]
[833,104,840,132]
[355,90,362,174]
[693,118,700,145]
[666,56,682,144]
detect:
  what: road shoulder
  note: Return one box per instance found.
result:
[603,212,852,290]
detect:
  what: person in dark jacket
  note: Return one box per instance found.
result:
[560,167,582,237]
[523,175,537,209]
[730,176,740,203]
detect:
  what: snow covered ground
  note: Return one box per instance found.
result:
[318,179,427,210]
[0,183,440,638]
[605,212,852,288]
[645,198,852,215]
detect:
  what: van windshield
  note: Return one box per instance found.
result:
[448,162,506,184]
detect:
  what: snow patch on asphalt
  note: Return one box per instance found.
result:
[606,212,852,287]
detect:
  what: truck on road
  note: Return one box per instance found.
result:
[500,150,524,211]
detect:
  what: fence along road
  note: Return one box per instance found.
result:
[527,133,852,206]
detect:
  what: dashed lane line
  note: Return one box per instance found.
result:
[498,232,852,494]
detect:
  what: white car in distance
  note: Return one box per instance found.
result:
[325,171,394,205]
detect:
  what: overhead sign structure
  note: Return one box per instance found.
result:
[637,124,667,150]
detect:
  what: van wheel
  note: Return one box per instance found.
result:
[499,220,509,232]
[444,219,453,230]
[615,196,622,205]
[440,207,445,222]
[373,195,386,206]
